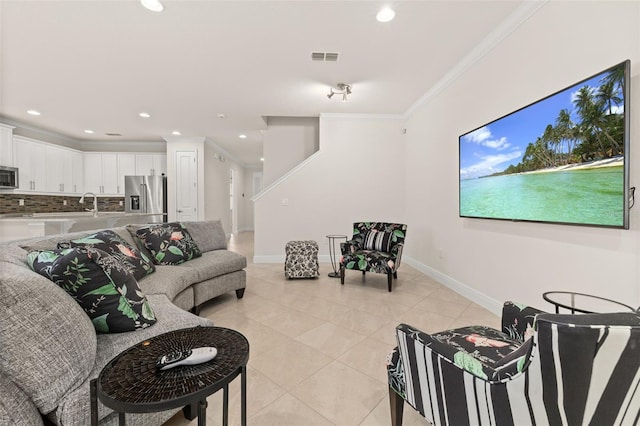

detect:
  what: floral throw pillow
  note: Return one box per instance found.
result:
[135,222,202,265]
[27,247,157,333]
[58,230,155,281]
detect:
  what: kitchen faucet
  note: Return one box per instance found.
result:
[79,192,98,217]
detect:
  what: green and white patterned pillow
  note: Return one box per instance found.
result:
[58,230,155,281]
[135,222,202,265]
[27,247,156,333]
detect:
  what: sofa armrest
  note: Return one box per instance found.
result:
[501,301,545,342]
[0,373,44,426]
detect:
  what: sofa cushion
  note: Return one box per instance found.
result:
[181,250,248,282]
[0,257,97,415]
[28,247,157,333]
[60,229,155,280]
[182,220,227,251]
[135,222,202,265]
[138,265,193,300]
[51,294,213,426]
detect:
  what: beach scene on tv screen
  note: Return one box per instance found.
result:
[459,63,626,227]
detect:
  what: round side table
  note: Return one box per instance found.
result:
[543,291,636,314]
[90,326,249,426]
[326,234,347,278]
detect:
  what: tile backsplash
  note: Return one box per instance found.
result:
[0,194,125,215]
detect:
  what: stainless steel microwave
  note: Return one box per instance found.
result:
[0,166,19,189]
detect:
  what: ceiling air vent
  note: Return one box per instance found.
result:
[324,52,339,62]
[105,133,122,137]
[311,52,339,62]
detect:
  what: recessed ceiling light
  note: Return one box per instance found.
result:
[217,113,226,119]
[172,131,181,136]
[140,0,163,12]
[260,157,264,162]
[239,134,247,139]
[376,7,395,22]
[139,112,151,118]
[84,130,95,134]
[27,109,41,116]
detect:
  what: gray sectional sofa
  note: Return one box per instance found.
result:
[0,220,247,426]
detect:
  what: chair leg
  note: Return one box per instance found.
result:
[393,271,398,279]
[389,386,404,426]
[387,272,393,292]
[340,265,345,285]
[362,270,366,276]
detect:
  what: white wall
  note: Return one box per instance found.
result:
[203,141,232,233]
[404,1,640,313]
[254,114,405,261]
[262,116,319,187]
[240,167,260,232]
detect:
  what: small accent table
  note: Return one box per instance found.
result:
[91,326,249,426]
[326,234,347,278]
[543,291,636,314]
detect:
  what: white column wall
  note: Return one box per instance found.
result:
[404,1,640,312]
[254,114,405,261]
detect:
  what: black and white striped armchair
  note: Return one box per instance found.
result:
[387,301,640,425]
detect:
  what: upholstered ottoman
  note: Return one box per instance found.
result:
[284,240,319,279]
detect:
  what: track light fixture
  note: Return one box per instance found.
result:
[327,83,352,101]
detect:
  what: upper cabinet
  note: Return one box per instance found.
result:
[0,124,15,167]
[71,151,84,194]
[135,154,166,176]
[46,145,74,193]
[4,127,166,196]
[84,153,118,195]
[13,136,47,192]
[83,153,159,195]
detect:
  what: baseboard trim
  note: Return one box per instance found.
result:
[403,256,502,316]
[253,254,332,264]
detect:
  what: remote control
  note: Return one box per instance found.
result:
[156,347,217,371]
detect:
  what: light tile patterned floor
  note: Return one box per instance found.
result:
[164,232,500,426]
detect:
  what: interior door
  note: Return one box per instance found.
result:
[175,150,198,221]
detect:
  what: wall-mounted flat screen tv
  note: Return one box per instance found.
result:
[459,60,630,229]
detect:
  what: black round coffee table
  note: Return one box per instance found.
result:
[90,326,249,426]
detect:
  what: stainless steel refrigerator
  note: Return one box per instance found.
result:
[124,175,167,222]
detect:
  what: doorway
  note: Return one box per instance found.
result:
[175,150,198,221]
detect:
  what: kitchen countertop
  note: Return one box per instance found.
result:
[0,212,164,221]
[0,212,167,243]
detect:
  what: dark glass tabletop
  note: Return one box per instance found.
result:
[97,326,249,413]
[543,291,636,314]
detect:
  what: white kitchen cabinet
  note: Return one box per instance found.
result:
[71,151,83,194]
[117,154,136,194]
[135,153,166,176]
[46,146,73,193]
[14,136,47,192]
[83,153,137,195]
[0,123,15,167]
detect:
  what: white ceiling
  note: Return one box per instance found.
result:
[0,0,525,166]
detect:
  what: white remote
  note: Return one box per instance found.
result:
[156,347,217,371]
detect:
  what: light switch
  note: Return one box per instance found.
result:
[282,198,289,206]
[18,199,24,206]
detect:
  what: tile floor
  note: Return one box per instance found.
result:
[164,232,500,426]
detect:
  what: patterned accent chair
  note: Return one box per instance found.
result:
[387,301,640,426]
[339,222,407,292]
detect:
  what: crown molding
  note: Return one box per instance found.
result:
[404,0,548,118]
